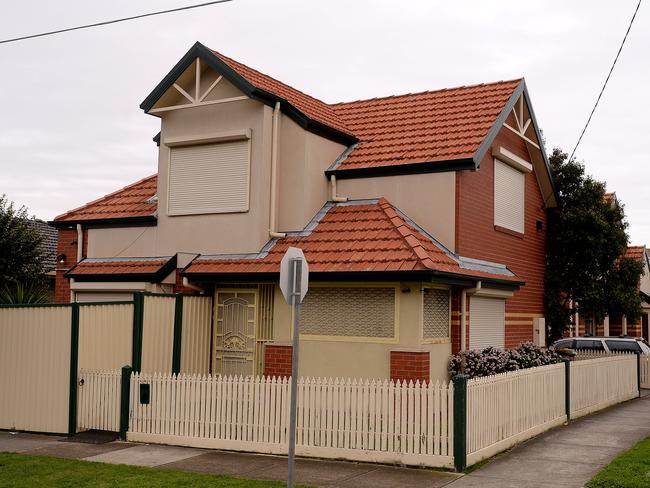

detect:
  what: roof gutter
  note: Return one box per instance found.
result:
[49,215,157,229]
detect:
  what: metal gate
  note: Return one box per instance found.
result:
[77,369,121,432]
[213,289,258,377]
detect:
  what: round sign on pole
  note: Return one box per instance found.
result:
[279,247,309,304]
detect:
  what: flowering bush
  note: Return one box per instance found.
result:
[448,342,562,379]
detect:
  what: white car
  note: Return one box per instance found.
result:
[551,336,650,354]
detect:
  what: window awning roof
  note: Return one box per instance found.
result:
[65,255,176,282]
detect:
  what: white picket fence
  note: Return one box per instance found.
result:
[127,373,454,467]
[77,369,121,432]
[466,363,566,465]
[570,354,638,418]
[642,355,650,389]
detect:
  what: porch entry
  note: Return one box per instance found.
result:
[213,287,273,377]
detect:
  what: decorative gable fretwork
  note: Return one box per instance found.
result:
[149,58,247,114]
[502,95,540,150]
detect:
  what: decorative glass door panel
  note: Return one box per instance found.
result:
[214,290,257,377]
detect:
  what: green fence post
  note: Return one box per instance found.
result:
[119,365,133,440]
[131,292,144,373]
[636,352,641,398]
[564,359,571,422]
[453,374,468,472]
[171,294,184,375]
[68,302,80,436]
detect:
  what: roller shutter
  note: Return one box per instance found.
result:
[494,158,525,233]
[168,139,250,215]
[469,296,505,350]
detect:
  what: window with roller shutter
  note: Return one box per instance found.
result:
[494,158,525,233]
[168,139,250,216]
[469,296,505,350]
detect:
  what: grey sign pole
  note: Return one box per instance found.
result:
[287,257,302,488]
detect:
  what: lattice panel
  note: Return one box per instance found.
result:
[300,287,395,338]
[423,288,450,339]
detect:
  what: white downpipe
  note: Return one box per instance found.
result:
[76,224,83,262]
[269,101,285,238]
[603,315,610,336]
[330,175,348,203]
[460,281,482,351]
[182,277,204,293]
[622,315,627,336]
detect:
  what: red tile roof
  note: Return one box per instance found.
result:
[330,80,521,171]
[54,175,157,223]
[624,246,647,261]
[184,198,519,283]
[211,50,354,138]
[66,256,175,280]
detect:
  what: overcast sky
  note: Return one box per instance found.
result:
[1,0,648,244]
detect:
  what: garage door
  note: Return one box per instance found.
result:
[469,296,505,350]
[74,292,134,303]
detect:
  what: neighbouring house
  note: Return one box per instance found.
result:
[50,42,556,382]
[575,245,650,339]
[28,219,58,298]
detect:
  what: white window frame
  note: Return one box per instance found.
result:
[166,134,251,217]
[493,156,528,234]
[420,284,451,344]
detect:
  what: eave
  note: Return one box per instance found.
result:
[50,215,157,229]
[182,269,523,288]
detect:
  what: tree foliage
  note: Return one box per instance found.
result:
[0,195,45,288]
[545,148,642,341]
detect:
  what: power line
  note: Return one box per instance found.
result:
[570,0,642,161]
[0,0,233,45]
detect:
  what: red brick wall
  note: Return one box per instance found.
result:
[264,345,293,378]
[54,228,79,303]
[451,287,470,354]
[455,126,547,349]
[390,351,430,383]
[173,271,199,294]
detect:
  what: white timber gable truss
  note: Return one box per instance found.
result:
[502,94,540,150]
[148,58,248,114]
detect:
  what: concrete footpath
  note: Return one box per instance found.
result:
[448,390,650,488]
[1,392,648,487]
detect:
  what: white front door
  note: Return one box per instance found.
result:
[214,290,257,377]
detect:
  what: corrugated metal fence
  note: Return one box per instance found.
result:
[0,292,212,435]
[0,305,72,434]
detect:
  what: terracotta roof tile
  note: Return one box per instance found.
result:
[624,246,647,261]
[211,50,354,138]
[66,256,174,280]
[54,175,157,223]
[330,80,521,171]
[184,198,519,283]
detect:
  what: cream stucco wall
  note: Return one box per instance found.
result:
[270,282,451,382]
[337,173,456,251]
[276,115,347,232]
[88,80,274,257]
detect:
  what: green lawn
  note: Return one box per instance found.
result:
[586,436,650,488]
[0,452,302,487]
